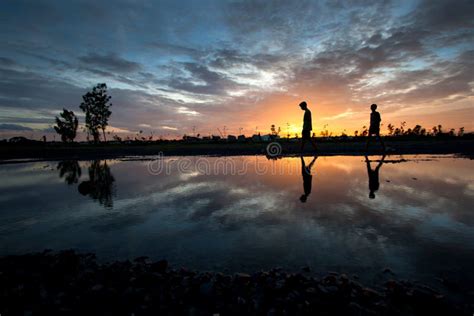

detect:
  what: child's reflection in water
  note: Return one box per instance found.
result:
[365,155,385,199]
[300,156,318,203]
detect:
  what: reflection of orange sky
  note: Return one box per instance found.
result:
[203,155,474,203]
[148,155,474,212]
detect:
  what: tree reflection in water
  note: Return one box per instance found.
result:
[57,160,82,185]
[78,160,115,208]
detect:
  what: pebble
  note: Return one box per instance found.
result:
[0,250,466,315]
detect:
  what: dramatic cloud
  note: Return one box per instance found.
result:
[78,53,142,74]
[0,0,473,139]
[0,123,33,131]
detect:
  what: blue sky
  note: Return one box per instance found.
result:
[0,0,473,139]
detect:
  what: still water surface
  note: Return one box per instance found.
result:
[0,155,473,287]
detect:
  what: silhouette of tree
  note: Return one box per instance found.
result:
[57,160,81,185]
[400,121,406,135]
[80,83,112,143]
[371,122,464,138]
[78,160,115,208]
[412,125,422,136]
[387,123,394,136]
[270,124,281,137]
[54,108,78,142]
[431,125,444,136]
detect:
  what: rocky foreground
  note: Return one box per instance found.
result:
[0,250,471,315]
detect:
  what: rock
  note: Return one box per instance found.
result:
[349,302,363,314]
[275,279,285,290]
[235,273,251,281]
[339,274,349,282]
[151,259,168,273]
[362,287,382,299]
[318,284,338,295]
[199,281,213,297]
[385,279,401,290]
[305,287,316,294]
[323,274,337,285]
[0,251,465,315]
[412,284,441,299]
[91,284,103,291]
[440,278,460,290]
[134,256,149,261]
[350,280,364,291]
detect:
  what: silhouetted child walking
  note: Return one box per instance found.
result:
[366,103,385,152]
[299,101,317,152]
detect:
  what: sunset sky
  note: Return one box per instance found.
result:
[0,0,473,139]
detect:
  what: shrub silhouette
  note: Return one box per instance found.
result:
[54,109,78,142]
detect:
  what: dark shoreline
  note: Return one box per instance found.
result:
[1,139,473,163]
[1,250,472,315]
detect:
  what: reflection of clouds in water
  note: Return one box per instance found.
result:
[229,188,249,195]
[326,161,355,174]
[90,212,149,233]
[1,155,474,284]
[73,171,294,232]
[179,171,200,181]
[167,181,218,195]
[465,183,474,196]
[212,193,290,224]
[0,166,58,189]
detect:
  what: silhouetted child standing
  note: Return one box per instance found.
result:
[299,101,317,152]
[366,103,385,151]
